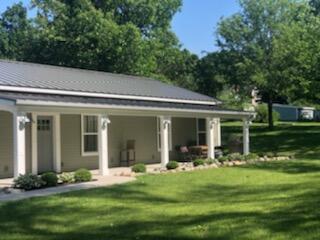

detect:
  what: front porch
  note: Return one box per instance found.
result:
[0,99,254,179]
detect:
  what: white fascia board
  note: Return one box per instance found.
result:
[15,99,254,118]
[0,85,220,106]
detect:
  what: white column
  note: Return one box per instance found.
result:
[98,115,110,176]
[31,113,38,175]
[243,119,250,155]
[53,114,61,173]
[215,118,221,147]
[13,112,30,178]
[206,117,215,159]
[160,116,171,167]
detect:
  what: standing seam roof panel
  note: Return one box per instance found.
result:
[0,60,218,103]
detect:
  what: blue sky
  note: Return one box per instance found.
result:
[0,0,239,56]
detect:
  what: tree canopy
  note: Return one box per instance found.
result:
[0,0,198,89]
[214,0,320,128]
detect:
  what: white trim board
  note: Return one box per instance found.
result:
[0,86,219,106]
[15,99,255,119]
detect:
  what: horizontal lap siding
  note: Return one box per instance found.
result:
[0,111,13,178]
[0,111,31,178]
[111,116,159,166]
[171,118,197,160]
[61,115,98,171]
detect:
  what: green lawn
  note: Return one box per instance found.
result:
[1,122,320,240]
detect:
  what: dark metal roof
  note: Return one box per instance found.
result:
[0,60,218,103]
[0,91,221,111]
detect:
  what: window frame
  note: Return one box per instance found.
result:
[81,114,99,157]
[157,117,172,152]
[196,118,207,146]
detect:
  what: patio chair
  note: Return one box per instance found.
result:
[177,146,193,162]
[120,140,136,166]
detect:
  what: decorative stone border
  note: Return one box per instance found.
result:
[115,155,293,177]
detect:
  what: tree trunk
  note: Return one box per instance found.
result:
[267,97,273,129]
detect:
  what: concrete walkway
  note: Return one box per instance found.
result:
[0,164,163,202]
[0,175,135,202]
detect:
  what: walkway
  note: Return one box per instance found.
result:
[0,171,135,202]
[0,164,163,202]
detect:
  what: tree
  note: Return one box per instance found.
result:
[26,0,193,86]
[0,3,31,60]
[217,0,315,128]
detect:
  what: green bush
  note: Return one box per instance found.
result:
[193,159,205,167]
[266,152,276,158]
[218,156,228,163]
[245,153,259,161]
[228,153,245,161]
[13,174,45,190]
[166,161,179,170]
[205,159,215,165]
[59,172,75,184]
[131,163,146,173]
[254,104,280,123]
[41,172,58,187]
[74,168,92,182]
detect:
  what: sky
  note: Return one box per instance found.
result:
[0,0,240,56]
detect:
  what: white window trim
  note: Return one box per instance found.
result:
[81,114,99,156]
[157,117,172,152]
[196,118,206,145]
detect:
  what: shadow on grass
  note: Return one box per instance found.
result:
[239,160,320,174]
[0,165,319,240]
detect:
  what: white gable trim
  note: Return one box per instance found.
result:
[0,86,220,106]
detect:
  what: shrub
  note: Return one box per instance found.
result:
[254,104,280,123]
[266,152,276,158]
[166,161,179,170]
[245,153,259,161]
[193,159,205,167]
[131,163,146,173]
[228,153,245,161]
[59,172,75,184]
[13,174,44,190]
[205,159,215,165]
[74,168,92,182]
[218,156,228,163]
[41,172,58,187]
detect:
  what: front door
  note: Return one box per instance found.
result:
[37,116,54,173]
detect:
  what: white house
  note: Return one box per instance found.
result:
[0,60,254,179]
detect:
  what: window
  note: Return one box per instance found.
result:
[157,117,172,151]
[37,119,51,131]
[81,115,98,156]
[196,119,206,145]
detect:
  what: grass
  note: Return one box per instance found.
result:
[0,122,320,239]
